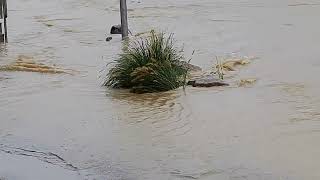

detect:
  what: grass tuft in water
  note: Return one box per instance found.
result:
[104,31,188,93]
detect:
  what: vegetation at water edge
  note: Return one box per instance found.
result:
[104,31,188,93]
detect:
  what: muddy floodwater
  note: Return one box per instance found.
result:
[1,0,320,179]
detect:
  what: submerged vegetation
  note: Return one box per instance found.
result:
[0,55,69,74]
[105,31,188,93]
[212,57,253,80]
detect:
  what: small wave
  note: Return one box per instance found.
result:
[288,3,319,7]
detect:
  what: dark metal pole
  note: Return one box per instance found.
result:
[4,0,7,42]
[0,0,3,42]
[120,0,128,39]
[0,0,7,43]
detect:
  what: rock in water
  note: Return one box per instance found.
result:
[106,37,113,42]
[178,61,202,72]
[188,75,229,87]
[110,25,122,34]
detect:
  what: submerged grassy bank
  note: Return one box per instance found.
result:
[105,31,188,93]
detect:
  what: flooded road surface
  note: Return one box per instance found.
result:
[1,0,320,179]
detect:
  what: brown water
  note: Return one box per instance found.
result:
[1,0,320,179]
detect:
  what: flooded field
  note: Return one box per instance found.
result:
[1,0,320,179]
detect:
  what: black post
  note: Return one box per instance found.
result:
[0,0,7,43]
[0,0,3,42]
[120,0,128,39]
[4,0,7,43]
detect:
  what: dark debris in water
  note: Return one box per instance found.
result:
[106,37,113,42]
[0,76,10,81]
[171,169,220,179]
[187,74,229,87]
[0,144,78,171]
